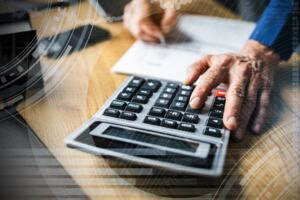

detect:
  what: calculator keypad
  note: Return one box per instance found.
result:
[102,77,227,138]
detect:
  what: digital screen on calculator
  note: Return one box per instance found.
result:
[103,127,199,153]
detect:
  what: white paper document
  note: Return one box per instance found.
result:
[112,15,255,82]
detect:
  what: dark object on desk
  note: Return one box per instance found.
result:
[0,10,29,24]
[38,24,111,58]
[0,30,44,108]
[3,0,78,12]
[89,0,131,22]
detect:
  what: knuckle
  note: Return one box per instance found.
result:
[232,85,245,98]
[263,79,273,90]
[205,71,217,82]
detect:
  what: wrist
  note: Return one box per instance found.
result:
[242,40,281,66]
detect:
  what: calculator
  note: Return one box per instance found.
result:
[65,76,230,176]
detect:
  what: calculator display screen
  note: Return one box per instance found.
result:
[103,127,199,153]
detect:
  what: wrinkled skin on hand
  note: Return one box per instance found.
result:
[123,0,177,42]
[185,40,281,140]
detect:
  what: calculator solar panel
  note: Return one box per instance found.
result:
[65,76,230,176]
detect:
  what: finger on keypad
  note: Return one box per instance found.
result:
[233,73,261,140]
[184,55,212,85]
[250,86,272,134]
[223,61,251,131]
[189,55,231,109]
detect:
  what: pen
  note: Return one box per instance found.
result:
[160,35,166,46]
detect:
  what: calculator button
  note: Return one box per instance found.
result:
[164,87,177,94]
[155,99,171,108]
[166,82,179,89]
[103,108,120,118]
[178,89,192,96]
[141,80,161,92]
[110,100,127,110]
[144,116,161,125]
[160,93,174,100]
[215,90,226,97]
[181,85,194,91]
[123,86,137,93]
[132,95,149,104]
[161,119,178,129]
[213,102,225,110]
[207,118,223,129]
[117,92,133,101]
[204,128,222,138]
[215,96,226,103]
[137,89,152,98]
[170,101,187,111]
[166,110,182,121]
[126,103,143,113]
[149,107,166,117]
[120,112,137,121]
[182,113,200,124]
[186,105,202,114]
[175,95,188,103]
[129,77,145,88]
[210,109,223,118]
[178,123,196,132]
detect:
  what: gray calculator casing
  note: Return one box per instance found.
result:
[65,76,230,177]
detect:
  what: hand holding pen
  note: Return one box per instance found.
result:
[123,0,177,43]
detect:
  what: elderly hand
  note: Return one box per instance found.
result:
[123,0,177,42]
[185,40,281,140]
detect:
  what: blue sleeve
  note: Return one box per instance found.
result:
[250,0,299,60]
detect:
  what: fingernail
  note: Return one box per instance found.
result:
[184,72,192,85]
[253,124,261,133]
[184,77,191,85]
[190,97,201,108]
[226,116,238,130]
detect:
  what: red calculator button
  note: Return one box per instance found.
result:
[215,90,226,97]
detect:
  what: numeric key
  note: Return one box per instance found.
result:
[117,92,133,101]
[166,110,182,121]
[178,89,192,96]
[103,108,120,118]
[204,128,222,138]
[182,113,200,124]
[110,100,127,110]
[166,82,179,89]
[144,116,161,125]
[207,118,223,129]
[141,80,161,92]
[178,123,196,132]
[137,89,152,98]
[175,95,188,103]
[126,103,143,113]
[160,93,174,100]
[120,112,137,121]
[132,95,149,104]
[170,101,187,111]
[129,77,145,88]
[210,109,223,118]
[149,107,166,117]
[123,86,137,93]
[161,119,178,129]
[181,85,194,91]
[155,99,171,108]
[164,87,177,94]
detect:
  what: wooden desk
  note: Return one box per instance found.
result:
[18,1,300,199]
